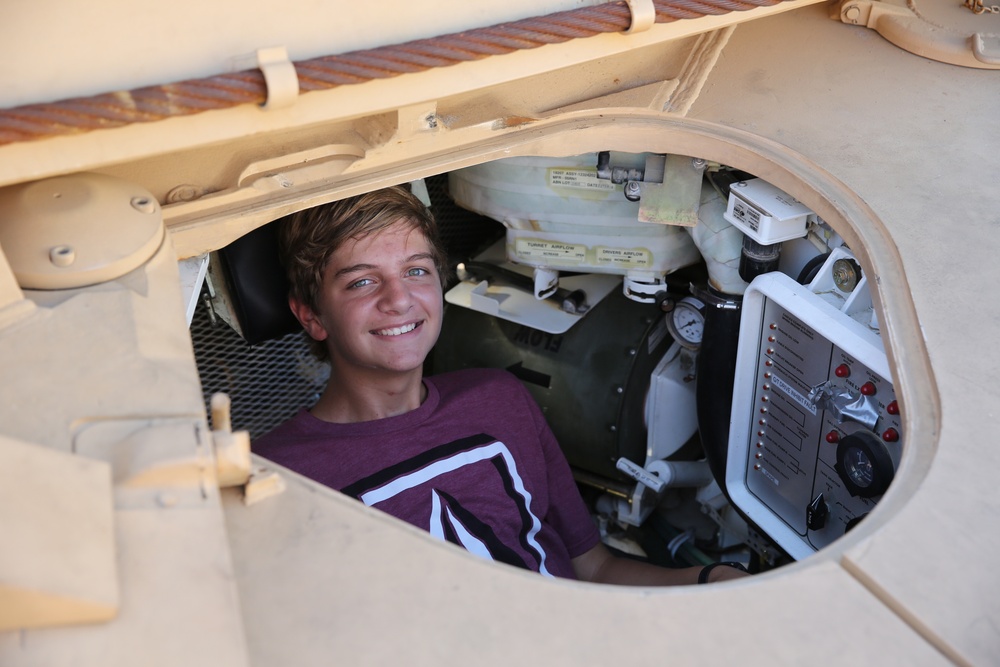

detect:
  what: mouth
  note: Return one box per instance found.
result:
[373,321,421,337]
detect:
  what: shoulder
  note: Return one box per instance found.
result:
[252,408,322,457]
[427,367,526,398]
[425,368,544,431]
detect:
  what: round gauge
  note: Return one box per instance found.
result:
[667,296,706,350]
[835,431,895,498]
[842,446,874,488]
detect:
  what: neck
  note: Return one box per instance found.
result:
[310,368,426,424]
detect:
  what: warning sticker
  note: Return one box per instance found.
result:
[595,247,651,268]
[515,239,586,262]
[770,373,817,416]
[548,168,617,192]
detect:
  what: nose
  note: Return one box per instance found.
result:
[377,276,413,313]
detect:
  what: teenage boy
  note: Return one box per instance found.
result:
[254,185,748,585]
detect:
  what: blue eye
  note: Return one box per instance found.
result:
[349,278,374,289]
[406,267,429,277]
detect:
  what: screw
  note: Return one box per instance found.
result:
[131,196,156,214]
[166,184,202,203]
[49,245,75,267]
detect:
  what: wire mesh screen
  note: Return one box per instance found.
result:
[190,304,329,440]
[189,173,504,441]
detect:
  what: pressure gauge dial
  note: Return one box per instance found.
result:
[834,431,895,498]
[667,296,707,350]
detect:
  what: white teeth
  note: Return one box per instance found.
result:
[376,322,417,337]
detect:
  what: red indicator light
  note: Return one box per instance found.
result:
[763,372,772,379]
[760,408,768,414]
[861,382,877,396]
[762,384,771,391]
[835,364,850,378]
[754,464,761,471]
[765,360,773,367]
[761,396,769,403]
[758,419,767,426]
[883,428,899,442]
[757,430,765,437]
[766,348,775,355]
[768,336,776,343]
[769,323,777,330]
[755,452,763,459]
[825,431,839,444]
[756,441,764,448]
[887,400,899,415]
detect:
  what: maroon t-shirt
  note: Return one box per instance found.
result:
[253,368,599,579]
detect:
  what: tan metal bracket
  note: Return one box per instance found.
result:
[624,0,656,33]
[836,0,1000,69]
[257,46,300,110]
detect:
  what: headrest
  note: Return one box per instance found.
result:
[217,221,302,345]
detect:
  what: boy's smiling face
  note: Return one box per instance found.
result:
[293,219,443,382]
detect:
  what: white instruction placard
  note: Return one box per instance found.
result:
[548,168,617,192]
[515,239,586,263]
[596,246,651,268]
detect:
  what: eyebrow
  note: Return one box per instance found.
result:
[333,253,436,280]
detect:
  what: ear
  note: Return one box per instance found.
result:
[288,295,329,343]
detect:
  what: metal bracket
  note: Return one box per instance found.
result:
[836,0,1000,70]
[257,46,299,110]
[624,0,656,34]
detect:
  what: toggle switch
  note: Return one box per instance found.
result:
[807,493,829,530]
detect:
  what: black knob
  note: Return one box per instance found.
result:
[807,493,829,530]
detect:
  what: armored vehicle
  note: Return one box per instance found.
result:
[1,1,997,664]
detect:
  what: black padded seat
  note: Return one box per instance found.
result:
[216,221,301,345]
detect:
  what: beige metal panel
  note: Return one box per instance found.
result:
[0,241,205,450]
[0,436,117,631]
[1,0,609,108]
[0,237,249,665]
[222,463,948,666]
[0,501,249,667]
[0,0,824,189]
[689,5,1000,665]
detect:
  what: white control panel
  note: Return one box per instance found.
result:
[725,263,903,560]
